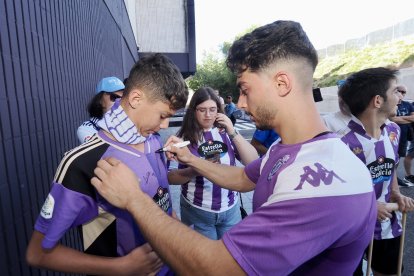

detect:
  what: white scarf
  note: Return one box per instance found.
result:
[97,99,146,144]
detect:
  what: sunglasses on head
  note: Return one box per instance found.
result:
[109,93,121,102]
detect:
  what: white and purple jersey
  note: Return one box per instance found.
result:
[341,117,403,240]
[322,111,351,136]
[179,127,239,212]
[35,131,173,275]
[222,133,376,275]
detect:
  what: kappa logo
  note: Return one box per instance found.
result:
[294,162,346,190]
[40,194,55,219]
[267,155,290,181]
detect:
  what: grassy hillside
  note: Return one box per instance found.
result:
[314,39,414,87]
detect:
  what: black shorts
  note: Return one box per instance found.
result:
[371,237,403,275]
[398,137,408,157]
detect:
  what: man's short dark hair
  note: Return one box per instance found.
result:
[226,20,318,75]
[338,67,398,117]
[125,54,188,111]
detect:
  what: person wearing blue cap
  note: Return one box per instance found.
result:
[77,76,125,143]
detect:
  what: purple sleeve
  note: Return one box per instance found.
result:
[222,193,376,275]
[35,183,98,249]
[244,158,262,183]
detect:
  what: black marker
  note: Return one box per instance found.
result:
[155,141,191,153]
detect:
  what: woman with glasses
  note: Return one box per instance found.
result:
[77,77,125,143]
[168,87,258,240]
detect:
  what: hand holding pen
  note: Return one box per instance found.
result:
[155,141,191,153]
[162,136,195,164]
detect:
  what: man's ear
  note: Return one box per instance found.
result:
[373,95,383,109]
[127,89,144,109]
[274,71,291,97]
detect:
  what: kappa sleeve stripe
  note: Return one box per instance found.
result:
[54,137,105,183]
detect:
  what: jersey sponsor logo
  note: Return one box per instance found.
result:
[267,155,290,181]
[367,156,394,184]
[295,162,346,190]
[40,194,55,219]
[197,140,227,163]
[153,186,170,212]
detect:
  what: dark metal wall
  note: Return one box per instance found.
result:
[0,0,138,275]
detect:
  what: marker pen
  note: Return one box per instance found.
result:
[155,141,191,153]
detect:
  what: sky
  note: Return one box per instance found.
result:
[194,0,414,63]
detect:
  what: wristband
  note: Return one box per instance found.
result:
[228,129,239,140]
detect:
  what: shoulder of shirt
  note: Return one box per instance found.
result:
[384,119,400,130]
[80,119,96,127]
[55,136,108,178]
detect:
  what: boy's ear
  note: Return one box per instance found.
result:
[127,89,144,109]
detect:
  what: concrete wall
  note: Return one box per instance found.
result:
[129,0,187,53]
[126,0,196,77]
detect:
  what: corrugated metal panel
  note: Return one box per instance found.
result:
[0,0,138,275]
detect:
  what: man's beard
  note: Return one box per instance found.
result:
[254,105,276,130]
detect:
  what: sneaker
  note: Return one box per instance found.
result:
[404,175,414,185]
[398,178,411,187]
[397,177,414,187]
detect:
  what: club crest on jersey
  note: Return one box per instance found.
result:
[153,186,170,212]
[268,155,290,181]
[295,163,346,190]
[40,194,55,219]
[352,147,363,155]
[368,156,394,184]
[388,131,398,146]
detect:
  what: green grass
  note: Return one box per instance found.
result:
[314,39,414,87]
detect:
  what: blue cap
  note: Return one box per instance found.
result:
[96,77,125,94]
[336,79,346,88]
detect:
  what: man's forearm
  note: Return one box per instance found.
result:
[185,155,255,192]
[251,139,268,156]
[26,231,125,275]
[167,168,195,185]
[390,175,402,202]
[404,114,414,122]
[390,114,414,124]
[126,191,244,275]
[231,134,259,164]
